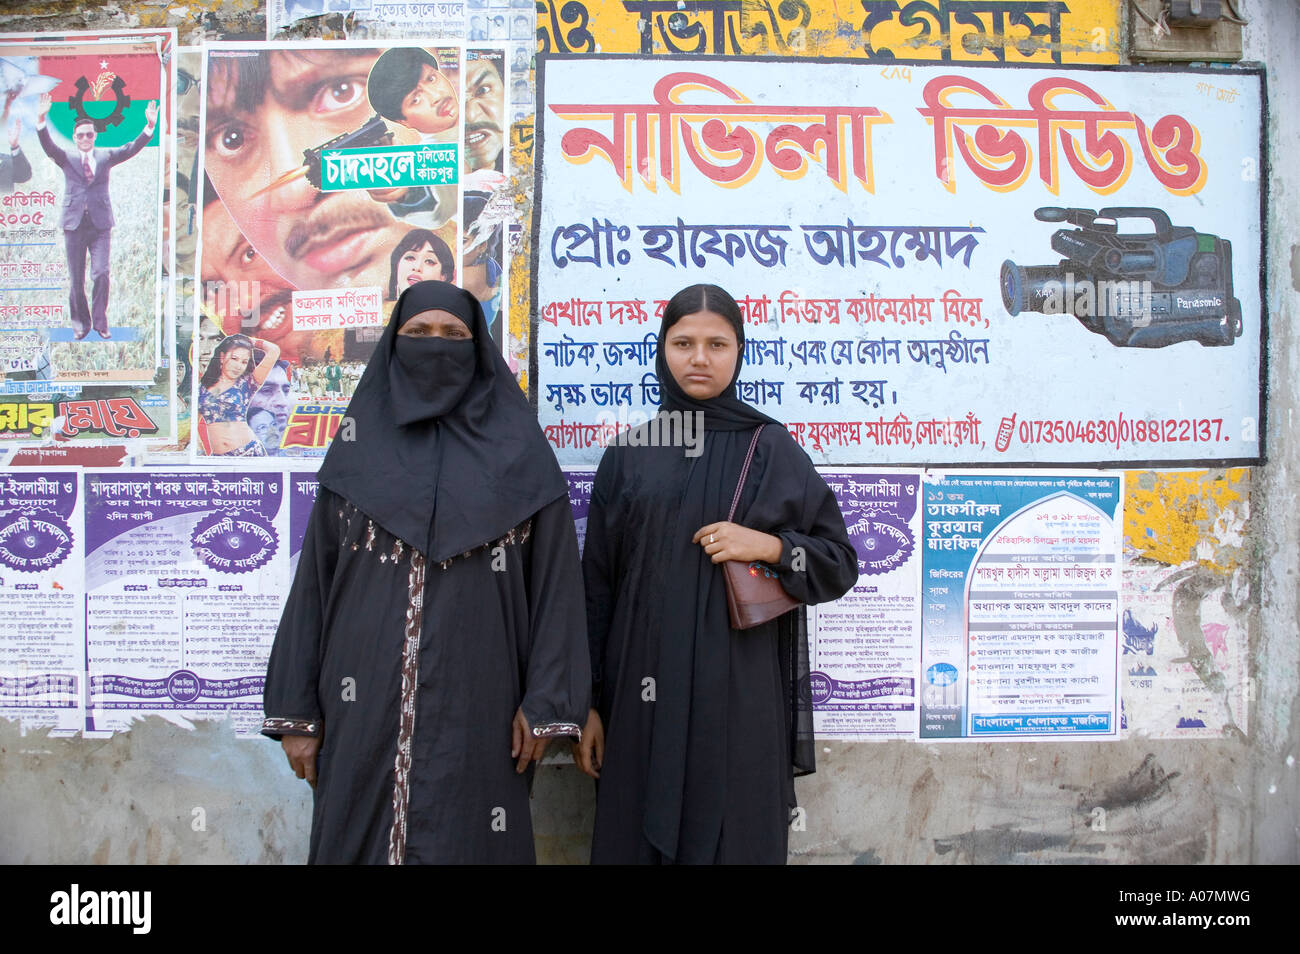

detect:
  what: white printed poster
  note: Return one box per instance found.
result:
[536,57,1264,466]
[0,469,84,734]
[918,471,1122,741]
[810,470,921,740]
[83,470,289,736]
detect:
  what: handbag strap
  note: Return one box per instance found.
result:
[726,426,765,522]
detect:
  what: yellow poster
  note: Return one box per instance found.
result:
[537,0,1120,65]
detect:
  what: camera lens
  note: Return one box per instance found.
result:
[1000,260,1023,315]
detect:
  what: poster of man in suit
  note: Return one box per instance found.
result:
[0,38,163,388]
[36,92,157,341]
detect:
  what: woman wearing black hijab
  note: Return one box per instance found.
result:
[262,281,589,864]
[577,283,859,864]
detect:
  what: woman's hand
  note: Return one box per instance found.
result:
[511,707,549,774]
[250,337,282,387]
[692,522,782,565]
[572,708,604,779]
[281,735,321,788]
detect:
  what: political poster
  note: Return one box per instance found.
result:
[0,33,170,445]
[0,38,164,381]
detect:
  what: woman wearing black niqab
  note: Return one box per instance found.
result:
[262,281,589,864]
[578,283,859,864]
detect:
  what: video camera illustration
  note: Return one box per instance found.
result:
[1000,207,1242,348]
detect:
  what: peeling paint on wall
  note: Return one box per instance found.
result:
[0,716,311,863]
[1120,469,1252,739]
[789,741,1237,864]
[1122,558,1250,739]
[1124,468,1251,573]
[508,115,536,391]
[0,0,267,44]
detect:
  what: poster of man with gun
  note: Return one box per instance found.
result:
[195,42,462,461]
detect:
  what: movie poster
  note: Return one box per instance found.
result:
[0,33,170,446]
[535,58,1264,467]
[463,47,510,348]
[195,41,465,461]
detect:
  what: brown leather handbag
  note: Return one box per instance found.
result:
[721,426,801,629]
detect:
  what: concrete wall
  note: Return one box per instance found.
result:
[0,0,1295,864]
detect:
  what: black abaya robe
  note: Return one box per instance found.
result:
[262,281,588,864]
[583,423,858,864]
[264,488,588,864]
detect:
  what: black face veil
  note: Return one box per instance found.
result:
[316,281,567,562]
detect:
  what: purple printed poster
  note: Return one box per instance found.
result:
[287,470,320,580]
[82,470,288,737]
[564,468,593,555]
[0,469,83,734]
[811,471,922,740]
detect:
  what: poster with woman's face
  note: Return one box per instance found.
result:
[195,42,465,460]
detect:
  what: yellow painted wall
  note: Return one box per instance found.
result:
[537,0,1119,62]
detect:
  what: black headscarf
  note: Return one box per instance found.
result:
[638,285,815,860]
[653,284,782,432]
[316,281,566,562]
